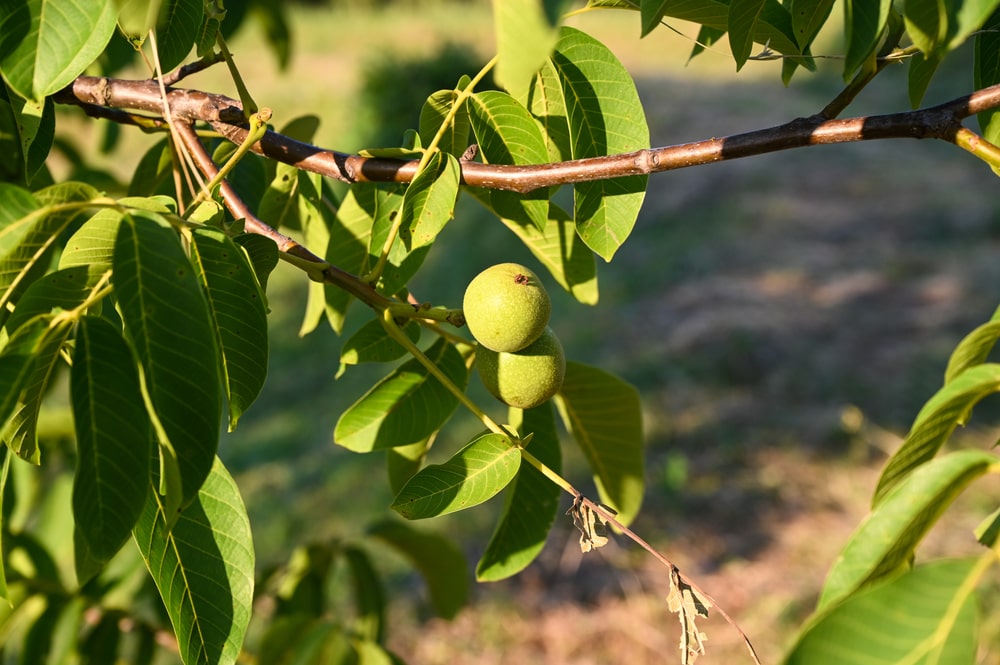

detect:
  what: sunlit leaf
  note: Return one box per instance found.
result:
[4,265,104,335]
[873,363,1000,505]
[419,89,471,158]
[819,449,996,611]
[0,316,50,462]
[190,227,269,430]
[366,520,469,619]
[392,432,521,519]
[335,338,466,453]
[59,196,175,273]
[554,361,644,525]
[0,0,117,101]
[567,495,612,552]
[477,403,562,581]
[551,27,648,261]
[133,457,254,665]
[667,567,713,665]
[2,81,53,182]
[789,559,980,665]
[71,316,152,563]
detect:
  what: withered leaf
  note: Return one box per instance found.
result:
[566,496,614,553]
[667,567,713,665]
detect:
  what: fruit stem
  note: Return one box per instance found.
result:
[379,311,506,436]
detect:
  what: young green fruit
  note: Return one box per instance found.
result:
[477,327,566,409]
[462,263,551,353]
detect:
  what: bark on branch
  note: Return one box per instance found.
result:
[54,74,1000,193]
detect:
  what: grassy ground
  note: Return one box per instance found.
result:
[67,3,1000,662]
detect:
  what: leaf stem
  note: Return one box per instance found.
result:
[215,32,258,117]
[187,109,271,210]
[954,127,1000,172]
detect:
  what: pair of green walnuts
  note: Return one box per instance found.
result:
[462,263,566,409]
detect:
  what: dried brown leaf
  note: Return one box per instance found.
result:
[667,567,713,665]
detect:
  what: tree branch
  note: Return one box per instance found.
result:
[54,74,1000,195]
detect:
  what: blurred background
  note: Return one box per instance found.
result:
[59,1,1000,662]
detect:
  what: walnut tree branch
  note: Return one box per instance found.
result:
[55,74,1000,193]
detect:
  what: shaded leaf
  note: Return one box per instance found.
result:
[257,616,353,665]
[113,212,221,513]
[729,0,769,69]
[335,338,466,453]
[819,449,996,612]
[788,559,980,665]
[133,457,254,665]
[975,8,1000,157]
[274,542,335,617]
[366,520,469,619]
[554,361,644,525]
[873,363,1000,505]
[908,52,941,109]
[790,0,836,49]
[2,81,53,182]
[520,58,572,162]
[153,0,204,71]
[343,545,386,643]
[844,0,892,79]
[71,317,152,564]
[4,265,104,335]
[477,402,562,581]
[386,438,432,495]
[190,227,269,430]
[232,233,279,294]
[0,316,50,462]
[392,432,521,519]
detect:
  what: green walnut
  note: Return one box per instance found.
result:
[477,327,566,409]
[463,263,551,353]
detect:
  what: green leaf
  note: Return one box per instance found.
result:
[790,0,836,49]
[975,8,1000,153]
[366,520,469,619]
[0,0,117,101]
[551,27,648,261]
[873,363,1000,506]
[729,0,768,69]
[908,51,941,108]
[903,0,949,54]
[334,338,467,453]
[133,457,254,665]
[640,0,803,58]
[468,90,551,232]
[366,184,430,297]
[343,545,386,643]
[59,196,175,273]
[477,402,562,581]
[689,24,728,61]
[844,0,892,79]
[818,449,996,612]
[0,450,11,601]
[0,316,47,434]
[153,0,204,71]
[190,228,268,430]
[419,89,471,159]
[258,617,353,665]
[788,559,980,665]
[71,316,152,563]
[273,542,335,617]
[4,265,103,335]
[391,432,521,519]
[113,212,221,513]
[258,162,302,231]
[387,439,431,495]
[337,317,421,378]
[492,0,565,99]
[398,152,460,251]
[0,190,78,312]
[483,197,598,305]
[554,361,644,526]
[2,81,53,183]
[232,233,279,294]
[2,316,72,464]
[520,58,572,162]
